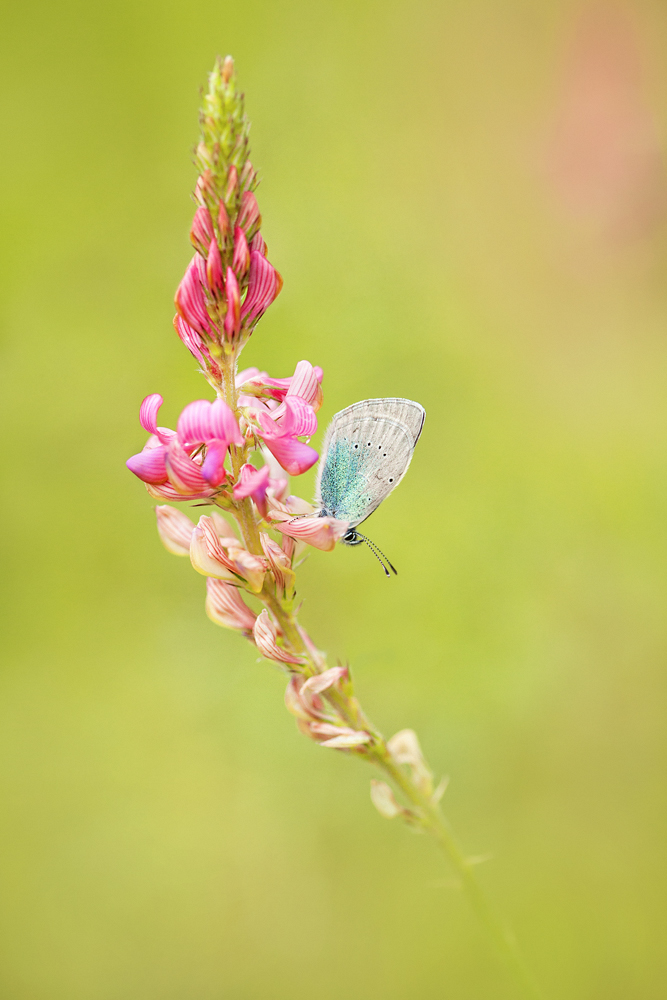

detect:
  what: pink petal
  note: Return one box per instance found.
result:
[126,446,168,485]
[261,435,319,477]
[278,396,317,437]
[205,578,257,635]
[313,366,323,383]
[233,464,270,515]
[209,398,243,446]
[253,610,303,665]
[190,206,214,248]
[249,231,267,256]
[165,439,211,494]
[177,400,213,445]
[174,316,208,367]
[268,510,347,551]
[301,666,348,697]
[175,256,211,336]
[139,394,163,436]
[287,361,322,410]
[206,238,225,293]
[237,191,261,233]
[155,505,195,556]
[200,439,228,486]
[241,251,281,325]
[145,481,214,501]
[223,267,240,339]
[232,226,250,277]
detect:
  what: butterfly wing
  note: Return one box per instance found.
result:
[326,398,425,447]
[316,399,424,527]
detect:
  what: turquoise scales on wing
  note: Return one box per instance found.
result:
[315,399,425,529]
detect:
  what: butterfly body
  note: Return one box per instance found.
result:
[315,398,425,557]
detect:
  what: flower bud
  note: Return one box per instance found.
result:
[206,238,224,294]
[155,505,195,556]
[225,164,239,203]
[260,532,295,597]
[253,610,303,665]
[205,578,256,636]
[223,266,241,340]
[175,257,211,337]
[387,729,433,796]
[190,206,214,251]
[370,780,403,819]
[191,515,265,592]
[237,191,261,235]
[232,226,250,278]
[217,200,231,240]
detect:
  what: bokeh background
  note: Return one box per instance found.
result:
[1,1,667,997]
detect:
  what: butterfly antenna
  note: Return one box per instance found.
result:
[355,532,398,577]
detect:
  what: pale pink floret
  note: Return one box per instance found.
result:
[233,463,270,516]
[190,515,265,592]
[284,670,371,748]
[205,578,257,636]
[237,190,261,234]
[174,315,216,371]
[155,505,195,556]
[267,498,347,552]
[175,256,211,336]
[190,205,214,248]
[253,610,303,665]
[259,532,295,598]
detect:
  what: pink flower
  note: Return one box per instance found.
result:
[126,394,243,496]
[190,514,265,592]
[253,610,303,665]
[205,578,257,636]
[258,396,319,476]
[175,256,212,336]
[241,251,282,327]
[268,509,347,551]
[173,315,219,375]
[233,463,270,517]
[238,360,323,411]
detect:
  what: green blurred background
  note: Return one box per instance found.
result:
[2,0,667,997]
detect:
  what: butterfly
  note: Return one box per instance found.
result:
[314,398,425,576]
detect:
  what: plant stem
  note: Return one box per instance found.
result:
[216,346,542,999]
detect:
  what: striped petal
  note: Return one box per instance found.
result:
[126,445,168,485]
[241,251,282,325]
[177,400,213,446]
[139,394,163,435]
[200,439,228,487]
[278,396,317,437]
[175,256,211,336]
[155,505,195,556]
[261,435,319,477]
[253,610,303,665]
[205,578,256,635]
[268,510,347,551]
[209,398,243,446]
[165,439,210,494]
[286,361,323,411]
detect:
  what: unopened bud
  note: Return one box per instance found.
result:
[223,266,241,339]
[155,505,195,556]
[370,780,403,819]
[217,199,231,240]
[387,729,433,796]
[206,238,224,293]
[190,206,214,250]
[232,226,250,277]
[221,55,234,84]
[237,190,261,235]
[240,160,256,189]
[225,164,239,203]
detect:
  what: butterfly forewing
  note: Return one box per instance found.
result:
[327,398,425,447]
[316,410,416,527]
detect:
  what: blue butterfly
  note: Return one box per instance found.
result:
[314,398,425,575]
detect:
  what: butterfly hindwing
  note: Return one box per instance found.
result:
[316,401,422,527]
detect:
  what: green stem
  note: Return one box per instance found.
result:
[377,753,544,1000]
